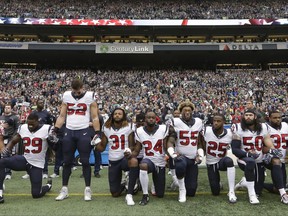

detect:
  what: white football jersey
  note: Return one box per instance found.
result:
[103,123,133,161]
[18,124,51,169]
[231,123,269,163]
[172,118,203,159]
[201,126,232,165]
[63,91,95,130]
[135,125,169,167]
[267,122,288,163]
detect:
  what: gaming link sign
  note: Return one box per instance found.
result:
[96,44,153,54]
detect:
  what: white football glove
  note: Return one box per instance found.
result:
[195,148,204,164]
[167,147,177,159]
[124,148,132,154]
[91,133,101,146]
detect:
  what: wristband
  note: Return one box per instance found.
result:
[197,148,204,158]
[167,147,175,157]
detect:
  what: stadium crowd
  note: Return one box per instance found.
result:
[0,67,287,124]
[0,0,287,19]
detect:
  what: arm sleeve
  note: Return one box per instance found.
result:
[231,139,247,159]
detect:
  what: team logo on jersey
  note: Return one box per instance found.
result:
[231,124,235,132]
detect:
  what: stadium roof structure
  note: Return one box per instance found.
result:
[0,19,287,68]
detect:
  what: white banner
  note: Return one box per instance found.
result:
[276,43,288,50]
[96,44,153,54]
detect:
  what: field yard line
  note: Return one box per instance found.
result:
[4,191,247,196]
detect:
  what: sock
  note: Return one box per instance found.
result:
[246,181,256,197]
[62,186,68,192]
[140,170,149,195]
[178,178,185,190]
[227,167,236,193]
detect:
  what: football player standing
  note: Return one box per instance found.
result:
[54,78,101,201]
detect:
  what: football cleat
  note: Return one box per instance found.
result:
[139,194,149,206]
[0,196,4,204]
[22,174,30,179]
[249,194,260,204]
[46,178,52,192]
[94,173,101,178]
[50,173,59,178]
[55,187,69,201]
[43,174,48,179]
[228,191,237,203]
[235,177,247,191]
[5,175,11,180]
[84,188,92,201]
[281,193,288,204]
[125,194,135,206]
[72,166,78,171]
[179,188,186,203]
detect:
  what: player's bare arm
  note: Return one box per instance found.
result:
[123,132,135,159]
[197,132,206,154]
[0,135,4,152]
[3,133,21,152]
[263,134,275,149]
[96,133,108,152]
[131,141,141,158]
[195,132,205,164]
[54,102,67,129]
[128,132,135,149]
[90,101,100,132]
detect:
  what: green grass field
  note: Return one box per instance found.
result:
[0,166,287,216]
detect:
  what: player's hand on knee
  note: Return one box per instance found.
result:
[195,155,203,164]
[195,148,204,164]
[1,147,11,158]
[269,148,283,158]
[124,148,132,158]
[247,150,260,159]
